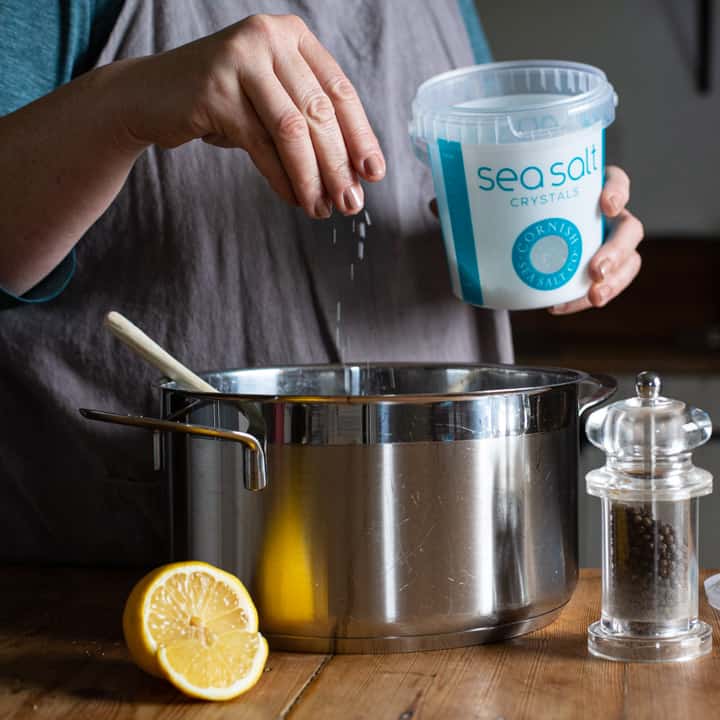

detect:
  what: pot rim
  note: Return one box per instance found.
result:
[153,362,594,405]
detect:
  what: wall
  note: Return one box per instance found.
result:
[477,0,720,235]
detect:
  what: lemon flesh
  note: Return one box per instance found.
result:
[159,629,269,701]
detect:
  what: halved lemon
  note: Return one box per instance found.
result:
[123,561,268,701]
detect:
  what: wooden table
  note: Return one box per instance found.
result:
[2,568,720,719]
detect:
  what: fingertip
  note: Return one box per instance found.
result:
[361,153,386,181]
[589,257,612,283]
[313,196,333,219]
[341,184,364,215]
[590,283,612,308]
[601,193,622,217]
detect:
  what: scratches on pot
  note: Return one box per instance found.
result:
[384,523,437,576]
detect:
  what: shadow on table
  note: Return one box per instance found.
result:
[0,567,143,644]
[0,652,195,704]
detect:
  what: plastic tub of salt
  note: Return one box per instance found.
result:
[409,60,617,310]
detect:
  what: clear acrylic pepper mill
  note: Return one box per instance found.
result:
[585,371,713,662]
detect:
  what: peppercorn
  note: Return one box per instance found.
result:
[608,502,689,620]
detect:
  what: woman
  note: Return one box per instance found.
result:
[0,1,643,564]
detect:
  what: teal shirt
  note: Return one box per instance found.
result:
[0,0,124,116]
[0,0,123,308]
[0,0,490,308]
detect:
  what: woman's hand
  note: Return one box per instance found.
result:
[0,13,385,296]
[549,166,644,315]
[119,14,385,218]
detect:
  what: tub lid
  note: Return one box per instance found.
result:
[409,60,617,161]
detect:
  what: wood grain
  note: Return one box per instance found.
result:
[294,572,720,720]
[0,567,327,719]
[2,568,720,719]
[292,573,627,720]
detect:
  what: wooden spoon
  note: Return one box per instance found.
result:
[104,311,218,393]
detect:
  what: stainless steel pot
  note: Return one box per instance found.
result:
[81,363,614,653]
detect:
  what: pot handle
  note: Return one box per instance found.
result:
[79,408,267,491]
[577,373,617,417]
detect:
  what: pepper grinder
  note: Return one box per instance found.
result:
[585,371,713,662]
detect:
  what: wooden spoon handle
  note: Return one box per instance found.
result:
[104,311,218,393]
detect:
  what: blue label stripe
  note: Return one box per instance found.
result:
[601,128,607,243]
[438,139,484,306]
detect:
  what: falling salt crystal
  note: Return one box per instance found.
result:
[350,263,354,281]
[358,222,366,240]
[335,325,341,348]
[358,241,364,260]
[704,573,720,609]
[332,225,336,246]
[363,208,372,226]
[352,218,356,233]
[336,301,342,324]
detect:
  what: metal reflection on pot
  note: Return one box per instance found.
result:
[80,363,615,653]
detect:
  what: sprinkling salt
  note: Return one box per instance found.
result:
[330,207,372,357]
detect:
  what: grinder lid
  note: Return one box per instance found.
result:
[586,371,713,499]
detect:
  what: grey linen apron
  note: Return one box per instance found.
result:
[0,0,513,565]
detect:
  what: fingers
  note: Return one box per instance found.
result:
[201,85,298,206]
[587,250,642,307]
[600,165,630,218]
[245,137,299,207]
[205,132,299,206]
[548,295,592,315]
[299,29,386,183]
[274,51,363,215]
[197,15,386,218]
[550,209,644,315]
[588,209,644,283]
[242,69,332,218]
[550,251,642,316]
